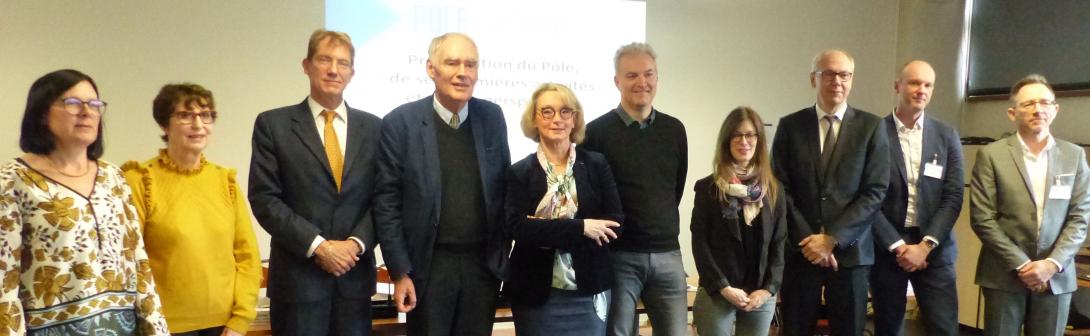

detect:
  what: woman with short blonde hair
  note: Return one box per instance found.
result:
[504,83,622,336]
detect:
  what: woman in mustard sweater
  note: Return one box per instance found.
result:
[123,83,262,336]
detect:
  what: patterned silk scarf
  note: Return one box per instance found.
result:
[716,165,765,226]
[535,144,579,289]
[534,144,609,320]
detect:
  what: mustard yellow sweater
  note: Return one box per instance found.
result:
[123,150,262,333]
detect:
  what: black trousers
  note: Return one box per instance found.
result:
[172,326,224,336]
[870,229,958,336]
[407,245,500,336]
[780,253,871,336]
[270,296,372,336]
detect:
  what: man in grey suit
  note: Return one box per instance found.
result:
[249,30,381,335]
[771,49,890,336]
[971,74,1090,336]
[871,60,964,336]
[375,32,511,336]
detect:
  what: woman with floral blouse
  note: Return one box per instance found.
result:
[0,69,170,335]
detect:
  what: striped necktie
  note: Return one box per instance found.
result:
[449,111,460,128]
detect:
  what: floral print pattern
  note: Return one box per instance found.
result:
[0,159,169,335]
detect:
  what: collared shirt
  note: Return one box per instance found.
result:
[895,112,924,228]
[305,97,365,257]
[434,95,469,129]
[615,104,656,129]
[815,103,847,153]
[1015,133,1063,272]
[308,97,347,157]
[887,111,940,251]
[1018,134,1055,232]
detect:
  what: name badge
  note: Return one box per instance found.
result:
[1050,174,1073,199]
[1050,186,1072,200]
[923,154,943,179]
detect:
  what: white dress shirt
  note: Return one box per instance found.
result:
[887,112,940,251]
[1016,133,1062,271]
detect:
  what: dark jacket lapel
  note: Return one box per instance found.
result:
[760,197,775,246]
[915,117,942,228]
[885,115,909,186]
[573,154,591,204]
[824,107,856,182]
[417,98,443,212]
[341,105,365,175]
[919,117,940,183]
[289,101,333,179]
[759,197,775,277]
[468,99,494,208]
[801,108,822,184]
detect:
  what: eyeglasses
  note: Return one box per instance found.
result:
[815,71,854,82]
[731,132,759,143]
[312,55,352,71]
[1016,99,1058,110]
[57,97,107,115]
[539,107,575,120]
[173,110,218,125]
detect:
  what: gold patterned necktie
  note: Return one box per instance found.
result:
[449,111,460,128]
[322,110,344,192]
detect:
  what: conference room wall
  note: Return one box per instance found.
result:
[962,98,1090,145]
[891,0,1090,145]
[2,1,905,275]
[649,0,900,277]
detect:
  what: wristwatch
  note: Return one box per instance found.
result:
[923,239,938,249]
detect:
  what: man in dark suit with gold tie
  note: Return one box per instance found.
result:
[249,29,382,336]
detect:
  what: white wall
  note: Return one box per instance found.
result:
[895,0,968,129]
[650,0,901,276]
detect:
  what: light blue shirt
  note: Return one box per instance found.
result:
[433,96,469,128]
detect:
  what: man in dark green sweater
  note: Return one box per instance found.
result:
[582,42,689,336]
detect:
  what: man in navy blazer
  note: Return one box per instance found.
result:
[248,30,381,335]
[871,60,964,336]
[771,49,890,336]
[374,33,511,336]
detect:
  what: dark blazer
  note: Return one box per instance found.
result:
[248,99,381,302]
[771,106,890,267]
[873,115,964,266]
[374,95,511,290]
[690,175,787,295]
[502,147,623,307]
